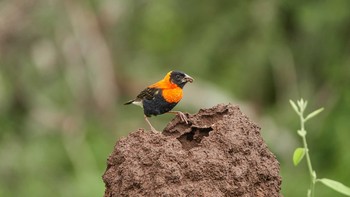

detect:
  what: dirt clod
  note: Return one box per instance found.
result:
[103,104,282,197]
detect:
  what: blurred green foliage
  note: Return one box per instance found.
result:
[1,0,350,196]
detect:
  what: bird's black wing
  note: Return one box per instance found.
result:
[136,87,160,101]
[124,87,160,105]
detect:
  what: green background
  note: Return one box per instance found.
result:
[1,0,349,196]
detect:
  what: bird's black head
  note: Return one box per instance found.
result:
[169,71,194,88]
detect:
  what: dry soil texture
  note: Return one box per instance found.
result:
[103,104,282,197]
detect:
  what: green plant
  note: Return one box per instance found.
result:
[290,99,350,197]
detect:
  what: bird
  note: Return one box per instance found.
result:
[124,70,194,132]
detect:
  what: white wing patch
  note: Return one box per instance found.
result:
[132,100,143,108]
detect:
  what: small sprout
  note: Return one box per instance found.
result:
[290,99,350,197]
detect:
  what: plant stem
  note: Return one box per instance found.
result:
[300,109,316,197]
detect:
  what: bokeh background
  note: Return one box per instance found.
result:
[1,0,350,196]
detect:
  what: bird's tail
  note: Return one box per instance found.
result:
[124,100,134,105]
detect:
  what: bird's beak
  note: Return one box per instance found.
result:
[183,74,194,83]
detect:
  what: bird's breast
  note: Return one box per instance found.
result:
[161,87,183,103]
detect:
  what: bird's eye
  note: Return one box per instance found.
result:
[176,75,181,79]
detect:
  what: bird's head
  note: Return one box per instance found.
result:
[168,70,194,88]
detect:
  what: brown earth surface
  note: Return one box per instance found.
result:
[102,104,282,197]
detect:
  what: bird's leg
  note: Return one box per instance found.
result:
[144,115,158,133]
[167,111,188,124]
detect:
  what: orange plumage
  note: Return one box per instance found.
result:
[148,72,183,103]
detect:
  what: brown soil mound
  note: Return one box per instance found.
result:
[103,104,282,197]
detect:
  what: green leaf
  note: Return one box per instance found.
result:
[289,100,299,114]
[318,178,350,196]
[293,147,305,166]
[305,108,324,122]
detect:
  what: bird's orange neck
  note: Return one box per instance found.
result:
[149,71,177,89]
[149,71,183,103]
